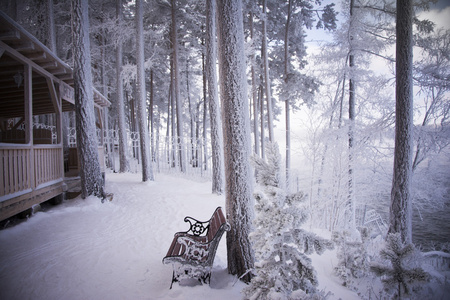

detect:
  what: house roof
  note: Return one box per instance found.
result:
[0,10,110,119]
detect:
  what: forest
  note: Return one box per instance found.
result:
[0,0,449,298]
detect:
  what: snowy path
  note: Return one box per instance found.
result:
[0,172,359,300]
[0,173,244,300]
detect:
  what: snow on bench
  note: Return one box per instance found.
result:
[162,207,230,288]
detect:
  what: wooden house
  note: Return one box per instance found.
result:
[0,11,110,221]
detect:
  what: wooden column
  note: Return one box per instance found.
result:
[24,64,35,189]
[46,78,62,144]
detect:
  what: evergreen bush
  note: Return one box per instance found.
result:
[243,143,333,300]
[370,233,429,299]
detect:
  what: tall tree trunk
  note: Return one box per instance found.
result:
[170,62,177,167]
[284,0,292,188]
[250,12,260,157]
[389,0,413,244]
[149,69,154,162]
[155,108,161,172]
[217,0,254,283]
[116,0,128,173]
[260,83,265,158]
[262,0,274,142]
[195,103,201,168]
[166,79,171,166]
[135,0,153,181]
[187,58,195,166]
[71,0,104,199]
[129,90,137,159]
[201,36,208,171]
[206,0,224,194]
[47,0,56,53]
[100,25,113,170]
[171,0,186,173]
[347,0,356,232]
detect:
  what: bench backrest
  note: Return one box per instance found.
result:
[163,207,230,267]
[207,207,227,242]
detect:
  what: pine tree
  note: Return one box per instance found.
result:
[261,0,274,143]
[389,0,414,244]
[135,0,153,181]
[217,0,254,283]
[71,0,105,199]
[333,227,371,287]
[205,0,224,194]
[171,0,186,173]
[115,0,129,173]
[370,233,429,299]
[244,143,333,299]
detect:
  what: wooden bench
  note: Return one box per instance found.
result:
[162,207,230,288]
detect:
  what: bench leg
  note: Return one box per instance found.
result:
[170,270,178,289]
[200,272,211,285]
[168,264,212,288]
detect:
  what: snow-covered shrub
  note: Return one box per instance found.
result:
[243,143,334,300]
[370,233,430,299]
[333,227,371,287]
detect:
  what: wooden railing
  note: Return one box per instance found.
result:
[0,145,63,198]
[424,251,450,271]
[98,146,105,172]
[0,146,32,197]
[34,146,63,186]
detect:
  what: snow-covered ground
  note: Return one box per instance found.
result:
[0,172,382,299]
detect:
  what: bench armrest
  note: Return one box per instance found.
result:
[183,216,210,236]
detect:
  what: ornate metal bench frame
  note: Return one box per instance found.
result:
[162,207,230,288]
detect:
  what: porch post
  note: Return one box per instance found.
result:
[24,64,35,189]
[47,78,64,179]
[56,82,64,179]
[46,78,62,144]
